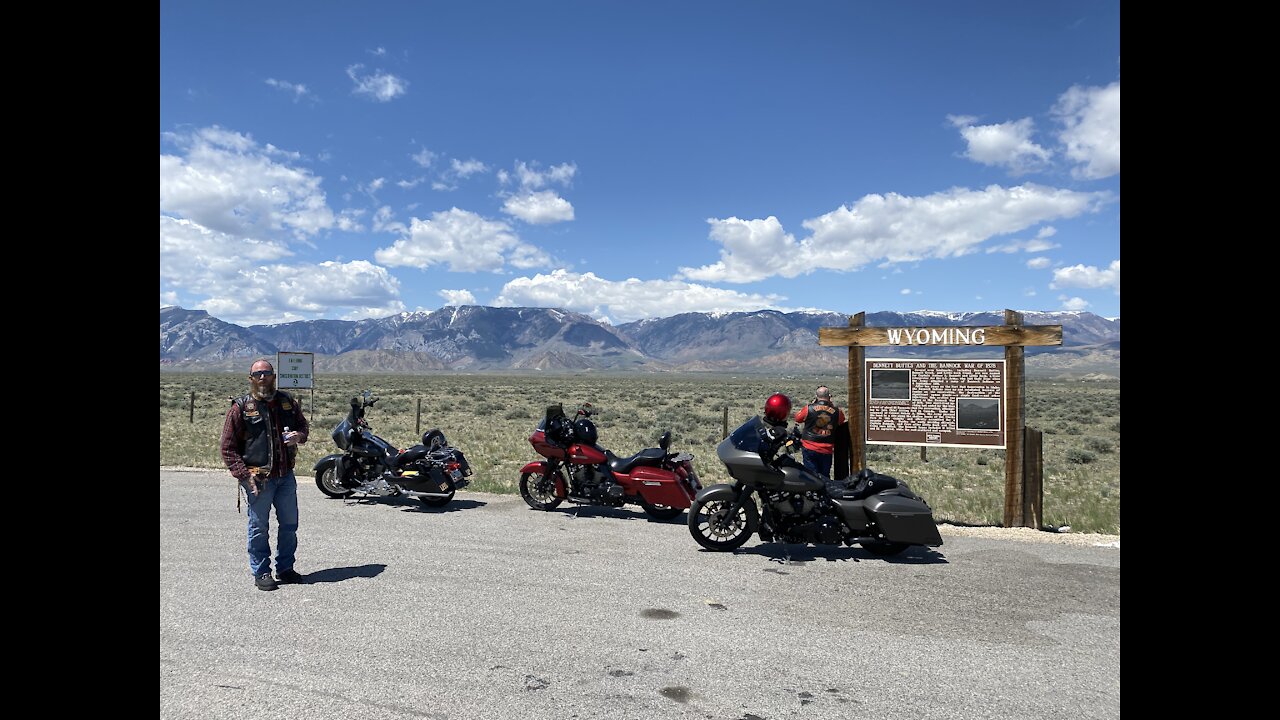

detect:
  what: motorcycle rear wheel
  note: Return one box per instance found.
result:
[688,497,755,551]
[519,471,564,510]
[637,494,684,520]
[861,541,909,557]
[316,467,354,499]
[419,491,455,508]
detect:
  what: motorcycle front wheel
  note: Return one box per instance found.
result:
[316,467,354,499]
[519,471,564,510]
[688,496,756,551]
[637,494,684,521]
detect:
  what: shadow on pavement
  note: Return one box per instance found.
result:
[721,543,948,565]
[296,564,387,584]
[539,504,687,524]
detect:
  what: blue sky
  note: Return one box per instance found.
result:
[160,0,1119,327]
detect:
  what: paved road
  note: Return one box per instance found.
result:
[160,468,1119,720]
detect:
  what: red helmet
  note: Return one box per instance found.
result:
[763,392,792,425]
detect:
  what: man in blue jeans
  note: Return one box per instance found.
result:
[220,359,310,591]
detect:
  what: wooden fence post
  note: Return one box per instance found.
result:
[1023,427,1044,529]
[189,392,195,423]
[416,398,422,435]
[723,406,729,439]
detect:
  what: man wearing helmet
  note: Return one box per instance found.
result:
[792,386,846,479]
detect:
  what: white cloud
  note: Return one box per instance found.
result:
[451,158,488,178]
[1059,295,1090,311]
[397,177,424,189]
[1051,259,1120,291]
[900,288,912,295]
[336,208,366,232]
[501,161,577,190]
[502,190,575,224]
[1055,81,1120,179]
[159,216,403,325]
[949,116,1051,174]
[411,148,437,168]
[1026,257,1051,269]
[496,161,577,225]
[679,184,1106,283]
[372,205,406,234]
[678,216,797,283]
[346,64,408,102]
[493,269,793,323]
[438,289,477,306]
[160,126,336,240]
[987,225,1060,253]
[373,208,553,272]
[264,78,312,102]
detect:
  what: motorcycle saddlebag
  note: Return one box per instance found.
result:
[869,494,943,546]
[631,467,695,508]
[397,466,452,494]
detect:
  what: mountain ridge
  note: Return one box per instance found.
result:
[160,305,1120,378]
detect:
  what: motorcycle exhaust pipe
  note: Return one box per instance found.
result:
[844,536,890,545]
[396,489,454,499]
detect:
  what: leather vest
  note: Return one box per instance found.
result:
[802,400,838,444]
[236,391,304,473]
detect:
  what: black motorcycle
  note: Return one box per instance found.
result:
[313,391,472,508]
[688,415,942,556]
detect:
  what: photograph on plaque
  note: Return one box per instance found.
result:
[956,397,1000,430]
[870,369,911,400]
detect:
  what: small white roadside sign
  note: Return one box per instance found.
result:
[276,351,314,389]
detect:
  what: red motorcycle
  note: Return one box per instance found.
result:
[519,403,702,520]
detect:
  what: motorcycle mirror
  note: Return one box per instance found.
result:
[660,431,672,452]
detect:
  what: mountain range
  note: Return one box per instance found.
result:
[160,306,1120,378]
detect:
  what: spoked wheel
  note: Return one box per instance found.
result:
[519,471,564,510]
[315,466,354,499]
[638,494,684,520]
[861,541,910,557]
[688,496,756,551]
[419,490,455,508]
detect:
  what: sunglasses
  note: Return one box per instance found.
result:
[250,370,276,378]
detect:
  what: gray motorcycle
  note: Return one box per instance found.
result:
[689,415,942,556]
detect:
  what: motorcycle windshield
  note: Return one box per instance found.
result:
[331,418,353,450]
[726,415,767,453]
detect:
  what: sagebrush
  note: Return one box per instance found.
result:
[160,372,1120,534]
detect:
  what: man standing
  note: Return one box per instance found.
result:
[220,359,309,591]
[792,386,847,480]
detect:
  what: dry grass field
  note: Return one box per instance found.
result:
[160,372,1119,534]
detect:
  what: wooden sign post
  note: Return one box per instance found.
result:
[818,310,1062,528]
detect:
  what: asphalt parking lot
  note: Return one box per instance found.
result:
[161,468,1119,720]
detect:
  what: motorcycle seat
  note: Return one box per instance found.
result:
[606,448,666,474]
[393,445,428,468]
[826,473,901,500]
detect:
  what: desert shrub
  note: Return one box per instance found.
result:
[1066,448,1097,464]
[1083,436,1113,454]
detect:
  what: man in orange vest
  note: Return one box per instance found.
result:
[792,386,846,479]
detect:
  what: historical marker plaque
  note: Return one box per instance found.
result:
[866,359,1006,448]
